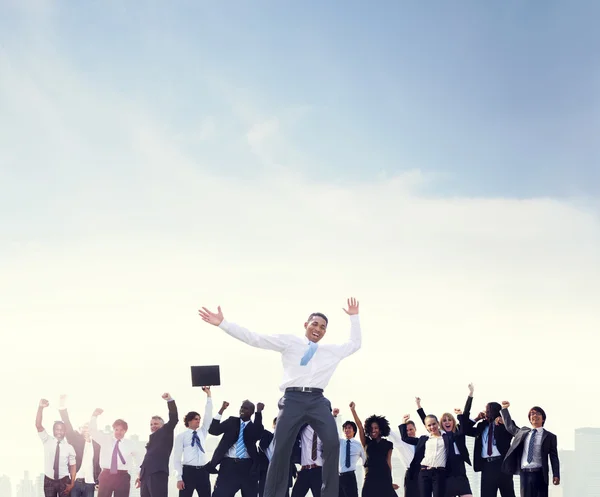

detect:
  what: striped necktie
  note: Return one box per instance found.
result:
[527,429,537,463]
[236,422,247,458]
[192,430,204,453]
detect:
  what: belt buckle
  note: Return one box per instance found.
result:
[300,386,310,392]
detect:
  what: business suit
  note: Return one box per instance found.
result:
[500,408,559,497]
[258,430,296,497]
[208,412,264,497]
[59,408,102,497]
[416,405,473,496]
[463,407,515,497]
[400,424,456,497]
[139,400,179,497]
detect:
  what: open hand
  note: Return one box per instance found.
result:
[198,306,224,326]
[343,297,359,315]
[61,483,74,496]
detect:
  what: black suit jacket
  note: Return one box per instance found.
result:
[209,412,264,474]
[417,405,472,468]
[140,400,179,477]
[59,409,102,484]
[462,399,513,473]
[500,408,560,484]
[399,424,456,478]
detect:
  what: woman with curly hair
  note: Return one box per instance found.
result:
[349,401,398,497]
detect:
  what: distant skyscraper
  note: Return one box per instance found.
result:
[0,475,13,497]
[16,471,35,497]
[574,427,600,497]
[560,449,575,497]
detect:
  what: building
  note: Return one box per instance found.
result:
[16,471,35,497]
[0,475,13,497]
[574,427,600,497]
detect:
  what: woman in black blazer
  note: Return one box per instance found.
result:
[400,414,457,497]
[415,388,473,497]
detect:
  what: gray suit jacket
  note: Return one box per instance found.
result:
[500,408,560,484]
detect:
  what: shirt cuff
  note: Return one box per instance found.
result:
[214,413,222,420]
[218,320,229,331]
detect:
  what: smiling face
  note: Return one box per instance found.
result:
[188,414,201,430]
[150,417,164,433]
[343,423,356,439]
[53,422,66,441]
[304,315,328,343]
[441,414,456,433]
[425,416,441,436]
[529,409,544,428]
[406,422,416,437]
[370,421,381,439]
[239,401,255,422]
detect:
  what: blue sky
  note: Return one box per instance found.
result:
[1,2,600,490]
[2,0,599,199]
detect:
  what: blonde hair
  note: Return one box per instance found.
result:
[440,412,458,433]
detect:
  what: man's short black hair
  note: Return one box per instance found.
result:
[308,312,328,325]
[342,421,358,437]
[530,406,547,426]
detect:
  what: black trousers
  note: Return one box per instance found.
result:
[338,470,358,497]
[212,458,257,497]
[265,391,339,497]
[418,468,446,497]
[44,476,71,497]
[98,470,131,497]
[259,465,292,497]
[140,471,168,497]
[404,470,419,497]
[520,469,547,497]
[180,466,211,497]
[481,459,515,497]
[292,467,323,497]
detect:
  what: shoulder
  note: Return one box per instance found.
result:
[383,439,394,450]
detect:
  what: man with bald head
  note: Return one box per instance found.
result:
[207,399,265,497]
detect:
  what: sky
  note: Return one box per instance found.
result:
[1,0,599,490]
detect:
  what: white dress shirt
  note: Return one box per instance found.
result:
[388,430,415,470]
[76,440,95,483]
[299,425,323,467]
[421,435,447,468]
[218,315,361,390]
[521,427,544,469]
[89,417,142,474]
[335,417,365,472]
[39,431,76,480]
[173,397,213,480]
[481,424,502,458]
[213,414,251,459]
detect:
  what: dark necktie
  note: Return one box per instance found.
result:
[191,430,205,453]
[345,439,351,468]
[53,441,60,480]
[311,431,318,461]
[110,440,126,474]
[487,423,494,456]
[527,429,537,463]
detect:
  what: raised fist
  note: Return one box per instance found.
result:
[454,408,463,415]
[403,414,410,423]
[332,408,340,417]
[92,408,104,417]
[201,386,211,396]
[39,399,49,408]
[221,401,230,410]
[349,402,355,410]
[162,393,172,401]
[256,402,265,412]
[501,401,510,409]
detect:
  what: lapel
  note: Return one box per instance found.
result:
[540,428,548,444]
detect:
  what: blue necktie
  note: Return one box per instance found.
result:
[300,342,318,366]
[191,430,204,453]
[527,429,537,463]
[345,439,351,468]
[236,422,247,458]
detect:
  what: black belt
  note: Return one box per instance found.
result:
[285,387,323,393]
[340,470,355,475]
[224,458,252,463]
[183,465,206,469]
[483,456,503,462]
[420,466,446,471]
[521,467,542,473]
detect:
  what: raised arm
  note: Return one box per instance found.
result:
[89,409,110,445]
[499,402,520,436]
[330,298,361,358]
[400,415,419,446]
[208,401,230,436]
[349,402,366,447]
[161,393,178,429]
[57,395,75,434]
[252,403,265,440]
[333,408,343,437]
[463,383,474,418]
[415,397,426,425]
[201,387,214,431]
[199,305,289,352]
[36,399,49,432]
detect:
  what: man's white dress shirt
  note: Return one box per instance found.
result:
[39,431,76,480]
[299,425,323,467]
[218,315,361,390]
[89,417,142,475]
[521,427,544,469]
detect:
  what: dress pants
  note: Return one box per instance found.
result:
[212,458,257,497]
[418,468,446,497]
[520,469,547,497]
[481,459,515,497]
[292,467,323,497]
[259,466,291,497]
[140,471,168,497]
[71,479,96,497]
[180,466,211,497]
[338,470,358,497]
[404,470,419,497]
[264,391,339,497]
[43,476,71,497]
[98,469,131,497]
